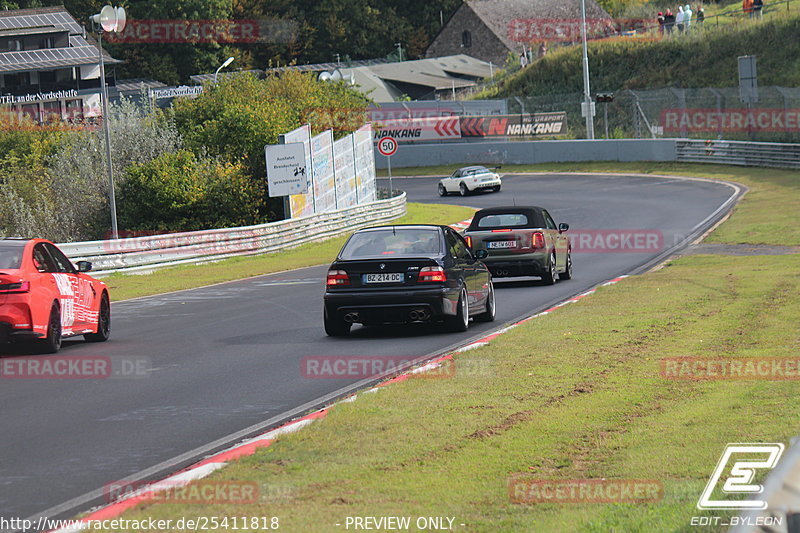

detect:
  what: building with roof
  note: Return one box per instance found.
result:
[0,6,122,122]
[425,0,613,65]
[260,54,493,102]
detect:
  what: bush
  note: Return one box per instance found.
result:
[0,98,184,242]
[171,71,371,220]
[118,150,262,232]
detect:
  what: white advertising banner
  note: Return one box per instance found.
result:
[311,129,336,213]
[354,123,377,204]
[282,124,314,218]
[275,123,376,218]
[333,136,357,208]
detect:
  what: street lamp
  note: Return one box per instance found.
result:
[90,5,126,240]
[214,56,235,83]
[579,0,595,139]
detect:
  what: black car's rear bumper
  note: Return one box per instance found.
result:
[324,286,460,324]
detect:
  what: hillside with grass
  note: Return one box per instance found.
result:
[479,8,800,99]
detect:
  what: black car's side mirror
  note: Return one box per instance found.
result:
[474,249,489,260]
[77,261,93,273]
[558,223,570,233]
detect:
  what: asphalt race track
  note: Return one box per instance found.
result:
[0,173,740,527]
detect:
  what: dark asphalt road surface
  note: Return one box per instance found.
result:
[0,173,739,526]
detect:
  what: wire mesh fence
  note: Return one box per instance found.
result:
[508,86,800,142]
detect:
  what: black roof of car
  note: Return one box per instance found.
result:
[356,224,447,232]
[474,206,545,214]
[467,206,547,231]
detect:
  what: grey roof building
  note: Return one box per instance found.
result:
[426,0,613,66]
[0,6,122,122]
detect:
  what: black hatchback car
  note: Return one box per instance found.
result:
[323,225,495,336]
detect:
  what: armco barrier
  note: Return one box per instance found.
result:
[676,139,800,169]
[58,192,406,275]
[373,138,800,170]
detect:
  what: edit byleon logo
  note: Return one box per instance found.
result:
[697,443,784,510]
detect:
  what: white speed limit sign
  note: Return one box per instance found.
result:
[377,136,398,157]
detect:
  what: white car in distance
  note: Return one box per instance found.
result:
[438,166,502,197]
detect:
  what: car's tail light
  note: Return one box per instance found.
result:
[418,266,447,283]
[465,235,472,248]
[491,229,512,232]
[0,281,30,293]
[326,270,350,286]
[532,231,546,249]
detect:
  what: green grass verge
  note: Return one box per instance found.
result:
[380,162,800,246]
[477,8,800,99]
[96,255,800,532]
[105,203,475,302]
[92,163,799,532]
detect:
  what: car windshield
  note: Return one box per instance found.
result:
[477,213,529,228]
[340,228,441,259]
[0,243,24,270]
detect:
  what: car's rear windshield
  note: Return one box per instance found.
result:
[340,228,441,259]
[465,167,488,175]
[0,244,24,270]
[476,213,529,228]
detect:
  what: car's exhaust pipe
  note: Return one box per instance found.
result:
[409,309,430,321]
[343,312,360,323]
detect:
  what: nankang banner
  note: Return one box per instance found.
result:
[372,116,461,142]
[460,113,568,138]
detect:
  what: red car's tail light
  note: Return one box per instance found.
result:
[465,235,472,248]
[326,270,350,286]
[419,266,447,282]
[532,231,546,249]
[0,281,30,293]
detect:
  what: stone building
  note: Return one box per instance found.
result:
[426,0,613,66]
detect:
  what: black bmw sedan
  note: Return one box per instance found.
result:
[323,225,495,336]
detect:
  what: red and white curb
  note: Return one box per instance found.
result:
[449,218,472,232]
[50,278,626,533]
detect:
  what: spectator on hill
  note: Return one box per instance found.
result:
[676,5,685,32]
[743,0,754,17]
[657,12,665,34]
[753,0,763,17]
[684,5,693,30]
[696,5,705,26]
[519,52,528,68]
[664,9,676,34]
[538,41,547,58]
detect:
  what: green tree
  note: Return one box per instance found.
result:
[170,71,370,220]
[119,150,260,232]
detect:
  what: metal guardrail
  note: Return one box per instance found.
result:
[674,140,800,169]
[58,193,407,276]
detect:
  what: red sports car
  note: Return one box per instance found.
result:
[0,238,110,353]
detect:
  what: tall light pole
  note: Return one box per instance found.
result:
[91,5,126,240]
[580,0,595,139]
[214,56,235,83]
